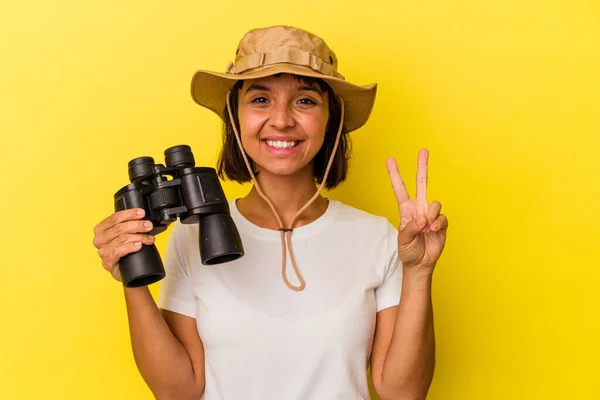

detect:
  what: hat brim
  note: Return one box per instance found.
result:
[190,63,377,133]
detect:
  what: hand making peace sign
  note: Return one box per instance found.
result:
[386,149,448,275]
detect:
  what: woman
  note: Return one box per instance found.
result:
[93,25,448,400]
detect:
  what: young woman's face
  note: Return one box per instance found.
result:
[237,74,329,179]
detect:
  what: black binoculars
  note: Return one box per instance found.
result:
[113,145,244,288]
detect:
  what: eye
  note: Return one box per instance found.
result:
[298,98,316,105]
[250,96,268,103]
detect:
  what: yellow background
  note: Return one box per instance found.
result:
[1,0,599,399]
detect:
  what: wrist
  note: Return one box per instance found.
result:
[402,265,434,287]
[123,284,153,300]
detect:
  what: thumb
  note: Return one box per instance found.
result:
[398,216,426,245]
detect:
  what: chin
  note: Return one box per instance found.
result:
[258,161,313,179]
[263,167,303,177]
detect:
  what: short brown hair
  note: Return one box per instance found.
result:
[216,74,351,189]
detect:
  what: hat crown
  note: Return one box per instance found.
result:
[226,25,341,78]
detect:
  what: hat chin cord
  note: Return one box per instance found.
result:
[225,90,345,291]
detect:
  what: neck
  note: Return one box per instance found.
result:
[237,167,329,229]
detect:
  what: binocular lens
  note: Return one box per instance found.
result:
[165,145,195,168]
[128,157,155,182]
[199,213,244,265]
[120,244,165,287]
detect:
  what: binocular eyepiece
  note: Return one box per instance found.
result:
[113,145,244,287]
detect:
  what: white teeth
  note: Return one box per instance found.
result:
[265,140,298,149]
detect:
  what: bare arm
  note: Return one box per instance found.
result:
[124,286,205,400]
[92,208,206,399]
[370,271,435,400]
[374,150,447,398]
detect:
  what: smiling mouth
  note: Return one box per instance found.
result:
[262,139,302,149]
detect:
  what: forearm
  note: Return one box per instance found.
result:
[124,286,203,400]
[381,270,436,400]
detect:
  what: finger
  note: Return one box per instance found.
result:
[111,232,156,249]
[421,201,441,232]
[430,214,448,232]
[98,233,154,259]
[386,157,410,204]
[101,240,147,272]
[425,201,442,225]
[398,215,427,245]
[93,219,153,248]
[93,208,146,236]
[416,148,428,202]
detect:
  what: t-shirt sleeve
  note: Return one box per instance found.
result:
[374,220,403,312]
[156,221,197,318]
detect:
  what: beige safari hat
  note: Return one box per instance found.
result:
[190,25,377,133]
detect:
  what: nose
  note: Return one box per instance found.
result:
[269,101,295,130]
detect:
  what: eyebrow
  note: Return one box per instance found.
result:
[298,85,323,94]
[245,84,323,95]
[245,84,269,93]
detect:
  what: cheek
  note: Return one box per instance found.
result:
[304,115,328,145]
[238,112,265,147]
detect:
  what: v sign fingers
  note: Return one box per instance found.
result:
[386,157,410,206]
[388,148,449,272]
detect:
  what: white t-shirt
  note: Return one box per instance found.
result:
[157,198,403,400]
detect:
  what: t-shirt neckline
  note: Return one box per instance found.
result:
[230,198,338,240]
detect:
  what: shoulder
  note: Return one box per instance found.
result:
[332,201,385,221]
[330,200,400,280]
[329,199,398,242]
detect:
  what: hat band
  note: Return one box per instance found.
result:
[226,49,345,79]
